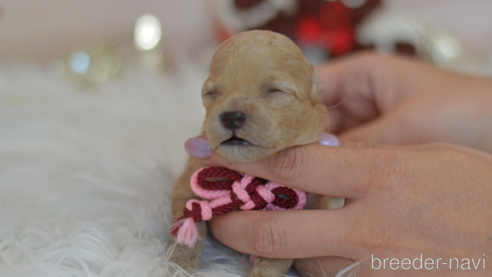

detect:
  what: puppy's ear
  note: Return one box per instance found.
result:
[310,66,323,100]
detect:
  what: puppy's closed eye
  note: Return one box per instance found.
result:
[202,79,221,102]
[263,76,295,97]
[203,90,221,100]
[266,88,286,94]
[264,86,295,101]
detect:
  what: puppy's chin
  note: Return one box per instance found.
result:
[216,145,277,163]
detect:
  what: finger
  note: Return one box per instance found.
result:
[326,99,380,135]
[205,143,392,198]
[318,52,382,134]
[184,136,210,159]
[209,209,357,259]
[317,60,344,107]
[338,111,412,145]
[294,256,356,277]
[317,52,377,106]
[339,121,395,145]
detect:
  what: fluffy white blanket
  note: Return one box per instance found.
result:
[0,62,279,277]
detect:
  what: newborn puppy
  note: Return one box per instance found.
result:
[168,30,328,276]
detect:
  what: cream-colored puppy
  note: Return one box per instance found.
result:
[168,30,328,276]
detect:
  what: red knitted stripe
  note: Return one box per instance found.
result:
[245,178,263,194]
[249,190,268,210]
[242,178,266,209]
[212,202,238,215]
[271,187,298,209]
[197,167,243,190]
[183,202,202,221]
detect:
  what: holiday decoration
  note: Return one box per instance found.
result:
[45,7,492,90]
[357,12,492,75]
[356,11,421,57]
[210,0,385,63]
[47,14,166,88]
[134,14,166,71]
[46,34,126,88]
[170,167,306,248]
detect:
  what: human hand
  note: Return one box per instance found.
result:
[319,52,492,153]
[185,138,492,276]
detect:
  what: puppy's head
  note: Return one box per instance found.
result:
[202,30,328,162]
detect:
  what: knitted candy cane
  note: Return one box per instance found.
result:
[170,167,306,247]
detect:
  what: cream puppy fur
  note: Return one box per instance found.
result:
[168,30,328,276]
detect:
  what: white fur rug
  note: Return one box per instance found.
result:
[0,61,285,277]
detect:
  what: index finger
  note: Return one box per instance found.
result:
[204,143,389,198]
[317,52,379,134]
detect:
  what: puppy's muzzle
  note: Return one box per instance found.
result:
[220,111,247,130]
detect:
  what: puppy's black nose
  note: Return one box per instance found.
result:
[220,111,247,130]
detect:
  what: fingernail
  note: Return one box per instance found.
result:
[185,137,211,158]
[320,133,340,147]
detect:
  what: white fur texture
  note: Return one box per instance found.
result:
[0,62,281,277]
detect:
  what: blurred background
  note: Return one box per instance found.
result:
[1,0,492,72]
[1,1,492,276]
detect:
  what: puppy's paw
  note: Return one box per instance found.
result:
[250,257,293,277]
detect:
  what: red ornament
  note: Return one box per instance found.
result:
[320,1,353,29]
[296,15,325,45]
[323,26,355,55]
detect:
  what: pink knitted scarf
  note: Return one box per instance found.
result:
[170,167,306,247]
